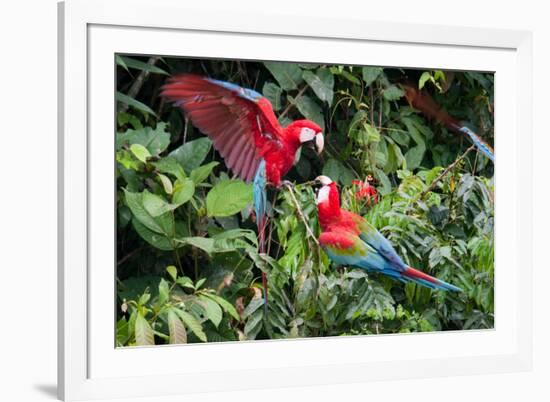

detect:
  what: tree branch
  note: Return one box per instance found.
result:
[282,183,319,246]
[279,85,308,120]
[118,56,161,114]
[420,144,476,198]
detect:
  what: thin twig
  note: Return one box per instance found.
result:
[378,91,383,129]
[369,85,375,125]
[266,191,278,256]
[118,56,161,114]
[117,246,145,266]
[471,147,479,175]
[282,183,319,246]
[279,85,308,120]
[182,117,189,145]
[419,144,476,198]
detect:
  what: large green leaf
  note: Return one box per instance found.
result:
[382,85,405,101]
[264,62,304,90]
[116,55,129,73]
[242,298,264,319]
[202,293,240,320]
[116,123,170,156]
[212,228,257,251]
[206,179,253,217]
[302,68,334,105]
[175,237,215,254]
[172,178,195,206]
[124,190,175,241]
[322,158,354,186]
[129,144,151,163]
[117,56,169,75]
[167,308,187,344]
[169,138,212,174]
[157,173,173,195]
[362,66,383,86]
[134,312,155,346]
[198,295,223,327]
[116,92,157,117]
[132,220,174,250]
[124,190,164,233]
[174,310,207,342]
[244,309,263,339]
[290,95,325,131]
[190,162,219,185]
[116,317,130,346]
[405,144,426,171]
[153,157,186,182]
[142,191,177,217]
[118,275,162,302]
[116,150,141,171]
[158,278,170,306]
[117,111,143,130]
[262,82,283,111]
[374,168,392,195]
[419,71,432,89]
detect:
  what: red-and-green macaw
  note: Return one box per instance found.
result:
[161,75,324,307]
[352,174,378,205]
[402,83,494,162]
[315,175,462,291]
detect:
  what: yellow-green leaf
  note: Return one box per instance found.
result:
[174,310,207,342]
[134,312,155,346]
[158,173,173,194]
[167,309,187,344]
[173,178,195,206]
[130,144,151,163]
[166,265,178,281]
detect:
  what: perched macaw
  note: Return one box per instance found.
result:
[315,175,462,291]
[402,83,494,162]
[352,175,378,205]
[161,74,324,307]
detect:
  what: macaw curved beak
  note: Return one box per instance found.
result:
[315,133,324,154]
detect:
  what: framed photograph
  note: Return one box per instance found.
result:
[58,0,533,400]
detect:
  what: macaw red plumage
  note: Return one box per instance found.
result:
[315,176,462,291]
[352,175,378,205]
[161,75,324,308]
[401,83,494,162]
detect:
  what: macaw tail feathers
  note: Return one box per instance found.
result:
[402,266,462,292]
[253,160,268,311]
[401,83,494,163]
[458,126,495,162]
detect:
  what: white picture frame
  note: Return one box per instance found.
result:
[58,0,533,400]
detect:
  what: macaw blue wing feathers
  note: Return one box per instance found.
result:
[206,78,263,103]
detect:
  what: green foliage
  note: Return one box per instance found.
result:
[206,180,253,217]
[116,56,494,346]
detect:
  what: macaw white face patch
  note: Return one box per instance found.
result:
[316,175,332,186]
[299,127,316,143]
[316,185,331,205]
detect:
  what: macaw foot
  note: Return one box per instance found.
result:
[280,180,295,188]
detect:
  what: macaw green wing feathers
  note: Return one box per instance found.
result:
[319,230,388,272]
[349,212,408,271]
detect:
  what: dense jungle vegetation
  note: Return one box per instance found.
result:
[115,56,494,346]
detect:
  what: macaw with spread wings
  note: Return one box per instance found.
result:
[162,75,324,307]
